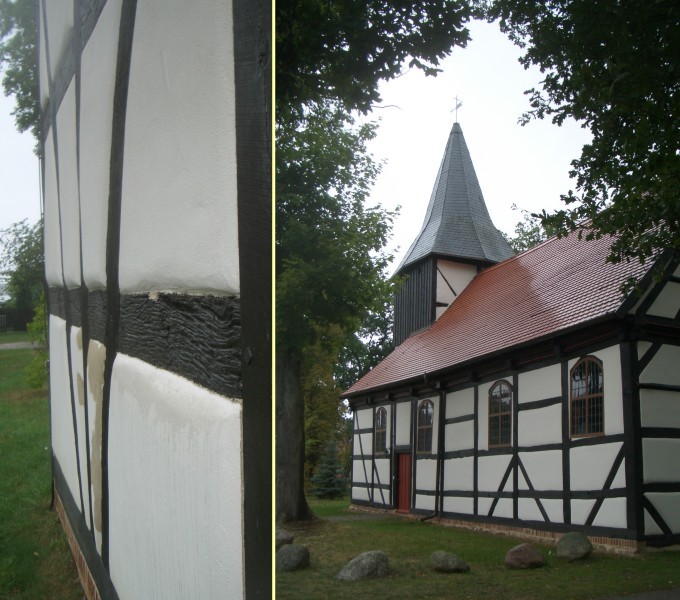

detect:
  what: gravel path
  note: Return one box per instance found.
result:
[0,342,39,350]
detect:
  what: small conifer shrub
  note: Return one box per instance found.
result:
[310,441,347,499]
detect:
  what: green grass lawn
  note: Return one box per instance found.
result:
[0,330,30,345]
[276,497,680,600]
[0,347,82,599]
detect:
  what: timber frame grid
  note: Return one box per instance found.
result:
[350,252,680,548]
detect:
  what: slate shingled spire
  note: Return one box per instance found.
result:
[393,122,514,345]
[397,122,514,274]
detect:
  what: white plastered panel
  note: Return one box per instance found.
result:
[443,496,473,515]
[354,432,372,457]
[518,363,561,404]
[119,0,239,295]
[86,338,106,554]
[570,499,597,525]
[56,81,81,287]
[44,129,63,285]
[68,326,91,529]
[446,420,474,451]
[645,493,680,533]
[478,497,493,517]
[592,497,627,529]
[647,282,680,320]
[477,454,512,492]
[446,388,474,419]
[570,442,622,491]
[443,456,474,491]
[354,408,373,430]
[518,403,561,447]
[640,389,680,429]
[493,498,513,519]
[352,460,368,484]
[416,458,437,491]
[519,450,562,491]
[395,401,411,446]
[435,260,477,319]
[108,354,243,600]
[518,498,547,523]
[643,439,680,483]
[374,458,390,484]
[352,487,370,502]
[640,344,680,386]
[541,499,563,524]
[644,508,664,536]
[637,341,653,362]
[415,494,436,511]
[79,0,123,289]
[44,0,74,79]
[49,316,80,506]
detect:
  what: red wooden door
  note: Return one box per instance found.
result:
[397,453,411,513]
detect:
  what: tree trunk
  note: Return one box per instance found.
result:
[275,350,312,523]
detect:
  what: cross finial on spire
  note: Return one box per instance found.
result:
[452,96,463,122]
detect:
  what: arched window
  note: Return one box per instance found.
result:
[570,356,604,437]
[417,400,434,454]
[374,407,387,455]
[489,380,512,447]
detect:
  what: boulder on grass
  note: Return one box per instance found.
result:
[556,532,592,561]
[431,551,470,573]
[276,528,294,550]
[504,543,546,569]
[336,550,389,581]
[276,544,310,572]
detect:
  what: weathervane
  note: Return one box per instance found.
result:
[451,96,463,122]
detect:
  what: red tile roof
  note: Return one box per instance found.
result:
[345,231,652,397]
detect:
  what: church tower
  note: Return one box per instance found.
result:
[394,121,514,345]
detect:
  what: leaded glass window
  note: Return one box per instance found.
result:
[489,380,512,447]
[570,357,604,437]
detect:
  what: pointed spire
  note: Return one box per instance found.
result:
[396,122,514,274]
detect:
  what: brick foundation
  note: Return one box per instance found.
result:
[54,490,101,600]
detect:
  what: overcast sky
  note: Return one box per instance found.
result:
[365,19,592,272]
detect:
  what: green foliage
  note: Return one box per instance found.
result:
[310,441,347,499]
[277,0,473,114]
[503,205,556,253]
[25,291,47,388]
[485,0,680,266]
[0,0,39,139]
[0,219,44,318]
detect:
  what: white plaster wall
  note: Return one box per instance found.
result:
[478,497,493,516]
[443,496,473,515]
[354,407,373,430]
[79,0,123,289]
[415,494,436,511]
[43,129,63,286]
[375,458,391,484]
[86,339,106,554]
[570,442,622,491]
[395,401,411,446]
[108,354,243,599]
[493,498,513,519]
[640,344,680,386]
[518,364,561,404]
[640,389,680,429]
[569,345,624,435]
[647,282,680,319]
[68,326,90,529]
[541,499,563,524]
[446,388,474,419]
[518,404,562,447]
[354,431,373,456]
[352,460,368,484]
[643,439,680,483]
[518,450,562,490]
[592,497,627,529]
[477,454,512,491]
[675,265,680,278]
[571,499,597,525]
[637,341,653,361]
[446,421,474,452]
[518,498,546,523]
[49,316,81,506]
[352,487,370,502]
[443,456,474,491]
[56,81,82,287]
[435,260,477,319]
[119,0,239,295]
[644,508,664,536]
[645,493,680,533]
[416,458,437,491]
[44,0,74,82]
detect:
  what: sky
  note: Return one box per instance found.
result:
[364,19,592,272]
[0,91,41,233]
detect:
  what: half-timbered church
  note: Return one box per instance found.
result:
[345,120,680,551]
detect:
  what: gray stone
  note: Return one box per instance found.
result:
[276,544,310,572]
[504,543,546,569]
[276,528,294,550]
[431,551,470,573]
[336,550,389,581]
[556,532,593,561]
